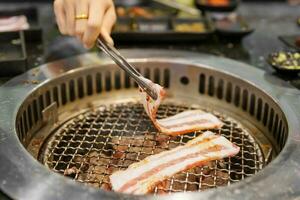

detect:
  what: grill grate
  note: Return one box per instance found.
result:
[42,102,264,194]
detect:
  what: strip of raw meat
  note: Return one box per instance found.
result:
[110,131,239,194]
[0,16,29,32]
[139,78,223,135]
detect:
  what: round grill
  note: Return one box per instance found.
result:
[4,50,298,200]
[42,101,264,193]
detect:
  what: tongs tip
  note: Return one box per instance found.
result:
[145,87,158,100]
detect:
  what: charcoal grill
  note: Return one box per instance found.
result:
[0,49,299,200]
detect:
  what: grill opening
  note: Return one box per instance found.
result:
[225,82,232,103]
[208,76,214,96]
[15,61,288,195]
[234,86,240,107]
[180,76,189,85]
[199,74,205,94]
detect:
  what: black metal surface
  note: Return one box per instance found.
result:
[0,31,27,76]
[0,6,43,77]
[0,29,43,77]
[279,35,300,51]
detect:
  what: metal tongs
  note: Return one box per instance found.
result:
[96,37,158,100]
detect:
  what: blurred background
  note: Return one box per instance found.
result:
[0,0,299,87]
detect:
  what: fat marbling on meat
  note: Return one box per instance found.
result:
[110,131,239,194]
[139,78,223,136]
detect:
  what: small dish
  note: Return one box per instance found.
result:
[215,15,253,39]
[268,51,300,75]
[195,0,239,12]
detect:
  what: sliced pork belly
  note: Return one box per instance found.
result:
[110,131,239,195]
[139,78,223,135]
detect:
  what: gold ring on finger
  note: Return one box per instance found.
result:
[75,14,88,20]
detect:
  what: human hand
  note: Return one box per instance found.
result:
[54,0,116,48]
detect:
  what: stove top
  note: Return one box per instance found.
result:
[0,2,299,199]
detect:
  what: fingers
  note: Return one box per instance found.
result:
[101,5,117,46]
[54,0,116,48]
[64,0,76,35]
[54,0,67,34]
[75,0,89,40]
[82,0,106,48]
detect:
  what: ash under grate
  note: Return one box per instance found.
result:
[42,102,264,194]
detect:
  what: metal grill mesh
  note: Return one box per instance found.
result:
[42,102,264,194]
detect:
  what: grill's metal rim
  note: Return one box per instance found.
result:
[0,49,299,200]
